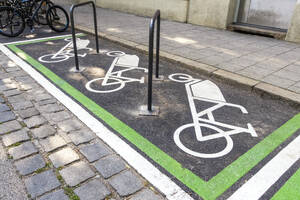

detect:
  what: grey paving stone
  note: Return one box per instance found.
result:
[7,94,27,103]
[57,119,83,132]
[38,98,57,106]
[0,83,18,92]
[8,141,38,160]
[15,154,46,175]
[5,67,20,72]
[31,125,56,139]
[49,147,79,168]
[24,170,60,198]
[35,94,53,102]
[0,96,4,103]
[3,89,22,97]
[38,189,68,200]
[11,101,34,110]
[262,75,295,88]
[0,120,22,135]
[108,170,143,197]
[74,179,111,200]
[94,155,126,178]
[44,111,71,123]
[38,104,64,113]
[79,143,111,162]
[68,129,96,145]
[39,135,66,152]
[20,82,40,91]
[17,107,40,119]
[0,111,16,123]
[273,69,300,82]
[59,161,95,187]
[129,189,163,200]
[8,70,27,77]
[2,129,30,146]
[0,104,10,112]
[15,76,35,84]
[24,115,46,128]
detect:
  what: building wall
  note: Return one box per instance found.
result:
[286,0,300,42]
[85,0,189,23]
[187,0,237,29]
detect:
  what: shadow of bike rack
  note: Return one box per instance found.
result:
[70,1,99,72]
[139,10,161,116]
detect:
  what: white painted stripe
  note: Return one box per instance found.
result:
[0,43,193,200]
[228,135,300,200]
[3,33,84,45]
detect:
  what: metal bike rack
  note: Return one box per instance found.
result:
[140,10,161,116]
[70,1,99,72]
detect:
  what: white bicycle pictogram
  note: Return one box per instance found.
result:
[169,73,257,158]
[38,38,93,63]
[85,51,148,93]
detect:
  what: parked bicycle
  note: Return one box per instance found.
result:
[0,0,69,37]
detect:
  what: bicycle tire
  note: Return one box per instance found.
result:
[0,6,25,37]
[46,5,69,32]
[32,1,54,25]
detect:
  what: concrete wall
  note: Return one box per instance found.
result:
[87,0,189,23]
[286,0,300,42]
[187,0,237,29]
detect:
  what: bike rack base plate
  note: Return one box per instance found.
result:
[139,105,160,116]
[69,66,86,73]
[153,75,164,81]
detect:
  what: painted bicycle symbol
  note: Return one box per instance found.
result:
[169,73,257,158]
[38,38,93,63]
[86,51,148,93]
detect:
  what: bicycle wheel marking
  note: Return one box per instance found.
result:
[170,73,257,158]
[4,35,300,200]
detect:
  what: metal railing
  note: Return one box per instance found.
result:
[70,1,99,71]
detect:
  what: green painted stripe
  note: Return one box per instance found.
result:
[12,33,85,46]
[7,43,300,200]
[206,114,300,199]
[271,167,300,200]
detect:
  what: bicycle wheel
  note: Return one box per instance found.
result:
[46,5,69,32]
[0,6,25,37]
[86,77,125,93]
[173,123,234,158]
[32,1,54,25]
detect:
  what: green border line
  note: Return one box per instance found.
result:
[7,38,300,200]
[271,167,300,200]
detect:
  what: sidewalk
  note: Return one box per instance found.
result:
[0,53,165,199]
[57,0,300,102]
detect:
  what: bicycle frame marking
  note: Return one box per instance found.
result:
[170,73,257,158]
[38,38,92,63]
[86,52,147,93]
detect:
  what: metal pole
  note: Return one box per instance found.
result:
[148,19,154,111]
[92,3,99,53]
[155,11,160,78]
[70,6,79,71]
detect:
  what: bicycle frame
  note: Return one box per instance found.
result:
[186,80,257,142]
[102,55,147,86]
[170,73,257,158]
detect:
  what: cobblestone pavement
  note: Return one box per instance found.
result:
[0,51,165,199]
[55,0,300,95]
